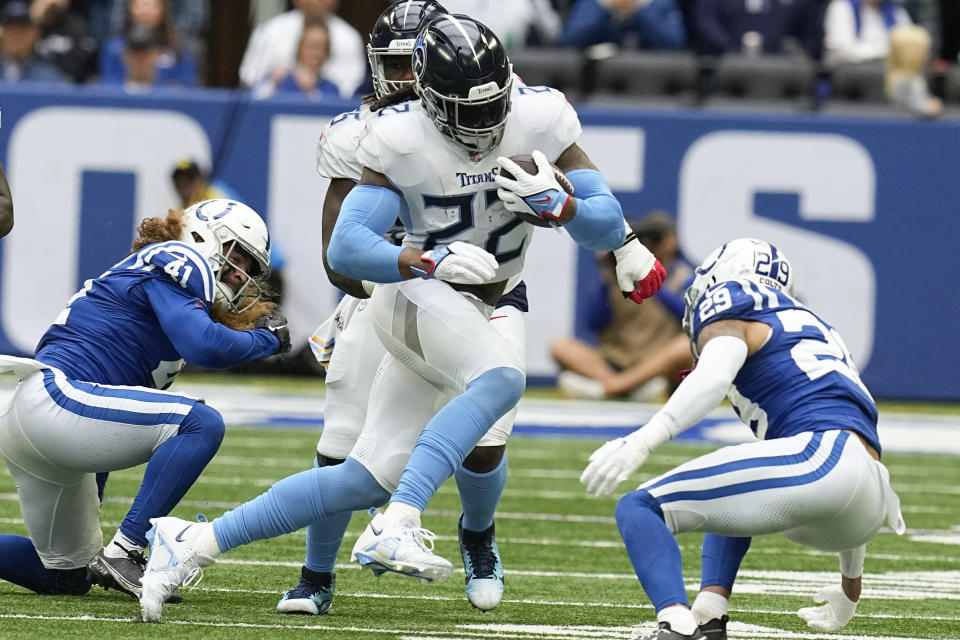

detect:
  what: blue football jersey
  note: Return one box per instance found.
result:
[690,279,880,454]
[36,241,217,389]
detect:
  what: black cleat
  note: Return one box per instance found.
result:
[699,615,728,640]
[276,566,335,615]
[87,543,182,603]
[632,622,707,640]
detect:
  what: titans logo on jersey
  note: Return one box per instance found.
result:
[691,279,881,454]
[35,241,215,390]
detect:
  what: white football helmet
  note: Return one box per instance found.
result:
[682,238,794,337]
[179,199,271,313]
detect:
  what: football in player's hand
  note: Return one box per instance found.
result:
[498,154,575,228]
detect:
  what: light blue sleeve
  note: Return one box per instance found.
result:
[327,185,406,282]
[564,169,626,251]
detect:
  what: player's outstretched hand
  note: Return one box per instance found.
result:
[797,585,858,631]
[495,150,572,225]
[580,432,652,497]
[255,313,291,355]
[612,235,666,304]
[413,241,498,284]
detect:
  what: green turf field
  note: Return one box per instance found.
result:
[1,421,958,640]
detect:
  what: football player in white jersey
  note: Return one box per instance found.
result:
[135,14,666,624]
[0,200,288,600]
[580,238,905,640]
[288,0,529,614]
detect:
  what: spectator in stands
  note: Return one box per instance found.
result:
[239,0,364,98]
[441,0,562,47]
[171,158,240,208]
[695,0,824,59]
[31,0,98,82]
[824,0,941,117]
[0,0,69,83]
[106,0,207,50]
[552,212,694,401]
[0,162,13,239]
[252,17,340,100]
[563,0,686,50]
[98,0,196,87]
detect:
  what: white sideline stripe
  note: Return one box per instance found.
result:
[3,515,958,561]
[214,559,960,598]
[0,615,943,640]
[191,586,960,622]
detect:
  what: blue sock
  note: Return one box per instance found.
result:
[700,534,751,591]
[393,367,524,511]
[119,402,224,546]
[456,452,507,532]
[213,457,388,553]
[303,457,355,574]
[615,489,688,611]
[0,534,90,595]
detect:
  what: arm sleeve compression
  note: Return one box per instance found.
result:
[327,184,405,282]
[564,169,627,251]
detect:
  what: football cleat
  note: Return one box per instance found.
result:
[631,622,707,640]
[698,616,728,640]
[458,517,504,611]
[351,510,453,582]
[276,567,335,615]
[86,543,182,603]
[140,517,215,622]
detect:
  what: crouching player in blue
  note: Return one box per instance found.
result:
[0,199,289,599]
[580,238,905,640]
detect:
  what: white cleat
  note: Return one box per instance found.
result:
[139,517,215,622]
[351,510,453,582]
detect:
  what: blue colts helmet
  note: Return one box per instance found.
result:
[367,0,448,98]
[413,14,512,158]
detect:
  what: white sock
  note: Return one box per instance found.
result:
[657,604,699,636]
[193,522,223,557]
[384,502,422,528]
[104,531,143,558]
[691,590,729,625]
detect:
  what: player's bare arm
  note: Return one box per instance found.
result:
[322,177,372,299]
[554,143,599,173]
[0,162,13,239]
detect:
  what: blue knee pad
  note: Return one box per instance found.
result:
[615,488,665,527]
[178,401,225,450]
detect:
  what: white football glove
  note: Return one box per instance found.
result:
[580,431,652,497]
[412,241,498,284]
[797,585,858,631]
[494,150,572,224]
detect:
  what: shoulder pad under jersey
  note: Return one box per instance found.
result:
[357,101,430,175]
[510,84,582,162]
[316,106,370,181]
[133,241,217,306]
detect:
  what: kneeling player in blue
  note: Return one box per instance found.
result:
[580,238,905,640]
[0,199,289,599]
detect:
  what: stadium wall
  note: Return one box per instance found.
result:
[0,84,956,400]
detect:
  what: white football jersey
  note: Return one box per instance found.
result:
[316,106,369,181]
[357,84,582,283]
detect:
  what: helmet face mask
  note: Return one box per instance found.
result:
[180,199,272,314]
[367,0,447,98]
[418,76,513,155]
[413,15,512,158]
[682,238,794,339]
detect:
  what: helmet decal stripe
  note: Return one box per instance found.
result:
[442,15,481,70]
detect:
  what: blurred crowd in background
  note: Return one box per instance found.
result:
[0,0,958,116]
